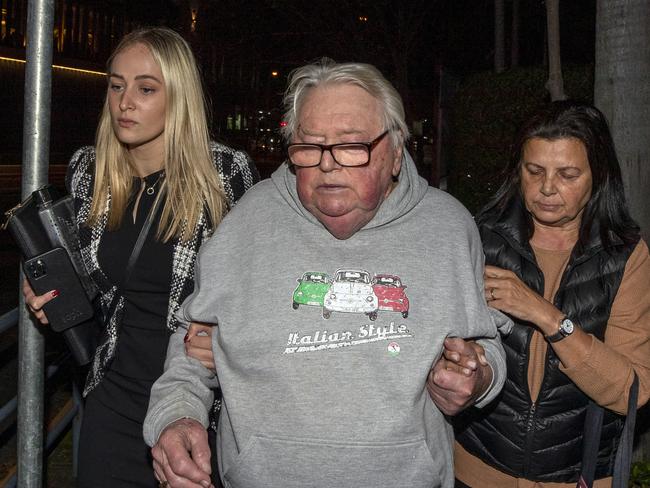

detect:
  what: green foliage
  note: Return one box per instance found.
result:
[630,461,650,488]
[447,65,593,215]
[631,461,650,488]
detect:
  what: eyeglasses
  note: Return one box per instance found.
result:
[287,130,389,168]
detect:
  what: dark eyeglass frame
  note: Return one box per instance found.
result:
[287,130,390,168]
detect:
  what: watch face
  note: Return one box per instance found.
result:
[561,318,574,335]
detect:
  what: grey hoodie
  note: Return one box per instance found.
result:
[144,152,507,488]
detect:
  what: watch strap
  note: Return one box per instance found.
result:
[546,316,571,343]
[545,329,565,343]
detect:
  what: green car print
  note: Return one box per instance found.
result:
[292,272,331,309]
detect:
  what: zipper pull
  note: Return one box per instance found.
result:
[1,201,25,230]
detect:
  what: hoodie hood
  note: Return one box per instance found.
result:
[270,150,429,237]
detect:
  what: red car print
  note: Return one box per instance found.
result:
[372,274,409,318]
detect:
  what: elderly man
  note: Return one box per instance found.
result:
[144,59,507,488]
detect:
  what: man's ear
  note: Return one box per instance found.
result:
[391,141,403,178]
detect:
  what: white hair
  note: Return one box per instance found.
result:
[281,58,410,148]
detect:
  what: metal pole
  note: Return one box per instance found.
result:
[18,1,55,486]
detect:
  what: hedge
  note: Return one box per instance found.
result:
[447,64,594,214]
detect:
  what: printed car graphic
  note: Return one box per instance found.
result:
[323,269,379,320]
[292,272,331,309]
[372,274,409,318]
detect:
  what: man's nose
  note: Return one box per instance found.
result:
[319,148,340,172]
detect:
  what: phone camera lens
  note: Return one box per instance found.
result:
[32,259,46,278]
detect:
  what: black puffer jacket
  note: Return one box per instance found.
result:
[455,196,638,482]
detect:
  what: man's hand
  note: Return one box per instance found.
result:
[426,338,493,416]
[151,418,214,488]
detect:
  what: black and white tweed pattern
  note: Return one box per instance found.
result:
[66,143,259,396]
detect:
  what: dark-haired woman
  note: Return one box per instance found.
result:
[453,101,650,488]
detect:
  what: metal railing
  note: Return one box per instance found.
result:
[0,307,82,488]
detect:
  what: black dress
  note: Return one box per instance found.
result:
[78,171,172,487]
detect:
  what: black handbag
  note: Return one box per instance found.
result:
[3,185,99,365]
[578,373,640,488]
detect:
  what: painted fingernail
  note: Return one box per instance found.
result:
[184,333,190,343]
[51,290,59,298]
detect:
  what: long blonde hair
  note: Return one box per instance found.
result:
[89,27,226,241]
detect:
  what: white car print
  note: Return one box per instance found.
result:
[323,268,379,320]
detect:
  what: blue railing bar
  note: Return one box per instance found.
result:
[0,397,17,431]
[0,307,82,485]
[4,395,80,488]
[0,308,18,335]
[4,470,16,487]
[0,364,61,432]
[46,402,79,450]
[71,381,82,477]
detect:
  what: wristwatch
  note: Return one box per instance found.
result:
[546,316,575,343]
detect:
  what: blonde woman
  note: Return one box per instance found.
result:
[23,27,258,486]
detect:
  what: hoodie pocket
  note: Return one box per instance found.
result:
[223,434,442,488]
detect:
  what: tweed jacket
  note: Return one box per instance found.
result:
[65,142,259,396]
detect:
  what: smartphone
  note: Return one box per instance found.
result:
[24,247,94,332]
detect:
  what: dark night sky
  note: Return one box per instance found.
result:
[130,0,597,88]
[416,0,596,84]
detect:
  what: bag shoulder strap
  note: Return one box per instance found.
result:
[613,373,639,488]
[578,372,640,488]
[578,400,604,487]
[123,180,165,286]
[104,179,166,320]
